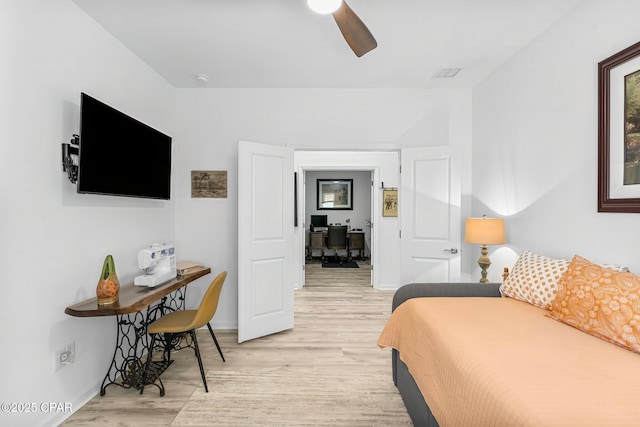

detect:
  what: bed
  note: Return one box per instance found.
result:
[378,281,640,426]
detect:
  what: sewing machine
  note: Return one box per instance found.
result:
[134,243,177,287]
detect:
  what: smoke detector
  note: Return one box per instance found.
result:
[195,73,210,84]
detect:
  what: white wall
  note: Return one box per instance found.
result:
[0,1,176,426]
[472,0,640,281]
[446,89,474,282]
[304,170,372,256]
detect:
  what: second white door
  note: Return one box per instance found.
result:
[400,146,461,284]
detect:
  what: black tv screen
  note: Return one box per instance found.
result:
[77,93,172,200]
[310,215,328,228]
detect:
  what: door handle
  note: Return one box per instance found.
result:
[444,248,459,254]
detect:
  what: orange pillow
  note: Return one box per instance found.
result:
[549,255,640,354]
[500,251,568,309]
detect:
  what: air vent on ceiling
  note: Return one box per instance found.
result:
[432,68,462,79]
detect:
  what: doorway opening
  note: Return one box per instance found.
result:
[299,168,374,288]
[293,150,399,292]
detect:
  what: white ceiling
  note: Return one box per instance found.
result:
[71,0,582,89]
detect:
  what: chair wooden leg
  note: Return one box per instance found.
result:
[140,334,156,395]
[190,330,208,393]
[206,322,225,362]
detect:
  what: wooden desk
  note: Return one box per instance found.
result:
[65,267,211,396]
[65,267,211,317]
[306,231,366,260]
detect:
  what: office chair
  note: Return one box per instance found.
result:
[308,231,326,261]
[348,232,364,260]
[326,225,348,264]
[140,271,227,394]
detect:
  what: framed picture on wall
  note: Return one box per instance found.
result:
[598,40,640,212]
[191,170,227,198]
[382,188,398,217]
[317,179,353,210]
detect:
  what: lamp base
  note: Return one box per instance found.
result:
[477,245,491,284]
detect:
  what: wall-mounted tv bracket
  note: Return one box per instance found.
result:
[62,134,79,184]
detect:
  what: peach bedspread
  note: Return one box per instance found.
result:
[378,297,640,426]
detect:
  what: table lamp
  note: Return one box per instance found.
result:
[464,215,506,283]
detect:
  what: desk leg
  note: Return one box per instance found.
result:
[99,287,188,396]
[147,288,189,353]
[99,310,157,396]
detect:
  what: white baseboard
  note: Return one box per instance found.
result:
[202,322,238,330]
[374,283,400,291]
[40,381,100,427]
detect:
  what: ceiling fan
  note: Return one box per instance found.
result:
[307,0,377,57]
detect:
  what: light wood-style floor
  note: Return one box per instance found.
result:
[62,264,411,426]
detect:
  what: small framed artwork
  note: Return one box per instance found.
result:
[317,179,353,210]
[191,170,227,198]
[598,40,640,212]
[382,188,398,217]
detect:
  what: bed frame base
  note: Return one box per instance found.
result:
[390,283,502,426]
[394,349,439,426]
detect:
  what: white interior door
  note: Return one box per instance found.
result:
[400,146,461,284]
[238,140,294,343]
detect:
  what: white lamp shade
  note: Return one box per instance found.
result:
[464,217,505,245]
[307,0,343,14]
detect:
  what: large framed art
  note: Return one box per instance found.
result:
[598,40,640,212]
[317,179,353,210]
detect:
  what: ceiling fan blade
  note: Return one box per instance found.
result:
[332,1,377,57]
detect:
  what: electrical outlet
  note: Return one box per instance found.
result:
[54,342,76,372]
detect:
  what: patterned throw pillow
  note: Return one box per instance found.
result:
[500,251,568,310]
[548,255,640,354]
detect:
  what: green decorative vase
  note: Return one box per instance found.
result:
[96,255,120,305]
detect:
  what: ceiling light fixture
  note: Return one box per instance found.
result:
[307,0,343,15]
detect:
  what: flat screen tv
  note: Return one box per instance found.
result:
[77,93,172,200]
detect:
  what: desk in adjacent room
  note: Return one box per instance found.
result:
[65,266,211,396]
[306,230,366,260]
[347,231,365,259]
